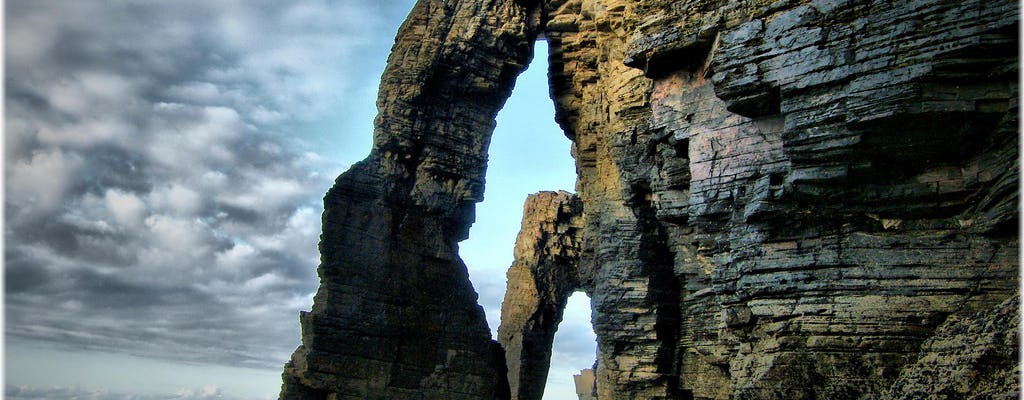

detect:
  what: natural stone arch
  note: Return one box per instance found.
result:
[279,1,544,398]
[281,0,1020,399]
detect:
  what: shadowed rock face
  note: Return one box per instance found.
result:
[282,0,1019,399]
[278,0,542,399]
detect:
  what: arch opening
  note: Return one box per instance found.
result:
[458,39,592,400]
[460,39,576,332]
[545,291,598,400]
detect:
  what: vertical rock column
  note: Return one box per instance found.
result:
[279,1,541,399]
[497,191,585,400]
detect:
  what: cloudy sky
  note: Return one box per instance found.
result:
[5,1,593,399]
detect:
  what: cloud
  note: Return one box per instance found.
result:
[4,0,415,370]
[551,293,598,365]
[104,189,146,228]
[6,149,84,212]
[6,385,238,400]
[5,1,585,393]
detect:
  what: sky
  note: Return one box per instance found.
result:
[4,1,595,400]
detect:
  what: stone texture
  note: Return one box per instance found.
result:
[883,293,1020,400]
[497,191,584,400]
[574,369,598,400]
[616,1,1020,398]
[283,0,1019,399]
[535,0,1018,398]
[278,0,542,398]
[543,1,685,397]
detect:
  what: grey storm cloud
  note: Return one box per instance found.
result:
[5,1,600,395]
[5,0,415,372]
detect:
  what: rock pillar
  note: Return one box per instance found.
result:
[497,191,585,400]
[279,0,542,398]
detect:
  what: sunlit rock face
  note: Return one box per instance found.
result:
[610,1,1019,398]
[282,0,1019,399]
[883,293,1019,400]
[497,191,584,400]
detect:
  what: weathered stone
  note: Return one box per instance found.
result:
[283,0,1019,399]
[540,0,1018,398]
[279,0,541,398]
[607,0,1016,398]
[574,369,598,400]
[883,293,1020,400]
[544,1,684,397]
[497,191,584,400]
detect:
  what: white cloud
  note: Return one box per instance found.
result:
[4,0,415,383]
[219,176,306,213]
[250,106,286,125]
[47,72,135,115]
[145,215,207,253]
[7,149,83,213]
[198,170,230,192]
[174,384,223,399]
[105,189,147,228]
[215,243,257,274]
[5,384,241,400]
[247,207,320,258]
[147,104,245,169]
[243,272,288,292]
[148,184,203,216]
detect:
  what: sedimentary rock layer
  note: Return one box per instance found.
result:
[279,0,541,398]
[283,0,1019,399]
[543,1,685,396]
[883,293,1020,400]
[497,191,584,400]
[615,1,1019,398]
[505,0,1018,398]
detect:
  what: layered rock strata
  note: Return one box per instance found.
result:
[883,293,1020,400]
[542,1,686,396]
[279,0,541,398]
[497,191,584,400]
[614,1,1020,398]
[283,0,1019,399]
[528,0,1018,398]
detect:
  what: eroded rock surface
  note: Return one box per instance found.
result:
[279,0,541,398]
[283,0,1019,399]
[883,293,1020,400]
[504,0,1018,398]
[615,1,1019,398]
[497,191,584,400]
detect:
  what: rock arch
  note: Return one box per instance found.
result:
[279,0,543,398]
[281,0,1020,399]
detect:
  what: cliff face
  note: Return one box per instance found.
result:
[281,0,1019,399]
[610,1,1019,398]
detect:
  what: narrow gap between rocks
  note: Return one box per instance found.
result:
[544,291,598,400]
[458,39,589,400]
